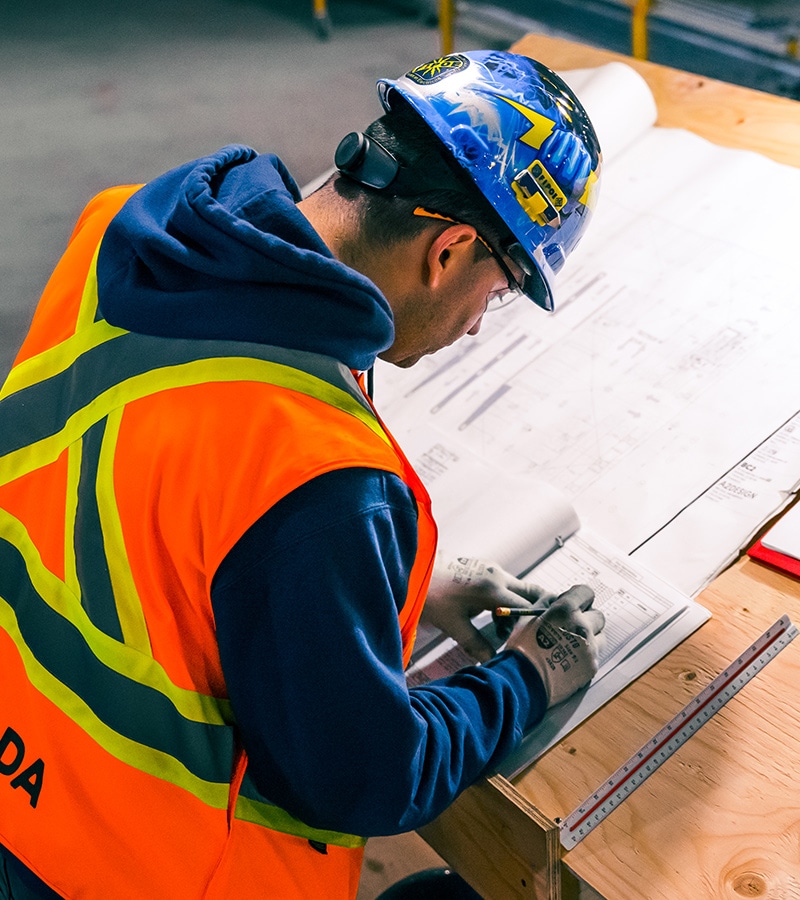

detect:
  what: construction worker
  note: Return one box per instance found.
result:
[0,51,604,899]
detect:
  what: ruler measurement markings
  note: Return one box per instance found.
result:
[559,615,798,850]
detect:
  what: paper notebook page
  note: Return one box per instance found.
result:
[523,528,694,680]
[408,526,702,688]
[762,501,800,560]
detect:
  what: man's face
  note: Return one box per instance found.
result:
[380,254,508,368]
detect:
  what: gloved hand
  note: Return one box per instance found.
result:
[506,584,605,707]
[422,557,557,663]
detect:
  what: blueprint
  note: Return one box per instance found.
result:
[375,65,800,597]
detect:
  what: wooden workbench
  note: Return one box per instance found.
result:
[417,34,800,900]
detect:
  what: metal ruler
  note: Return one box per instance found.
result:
[559,614,798,850]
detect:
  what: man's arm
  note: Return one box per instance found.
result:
[210,466,548,836]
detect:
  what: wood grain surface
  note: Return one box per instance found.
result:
[512,33,800,169]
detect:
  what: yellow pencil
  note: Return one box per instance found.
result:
[494,607,544,617]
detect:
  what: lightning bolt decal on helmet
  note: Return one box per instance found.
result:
[376,51,602,312]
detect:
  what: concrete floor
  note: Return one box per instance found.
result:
[0,1,506,895]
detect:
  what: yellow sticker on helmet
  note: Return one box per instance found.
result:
[496,95,556,150]
[406,55,470,85]
[578,168,600,211]
[512,182,551,225]
[512,160,566,226]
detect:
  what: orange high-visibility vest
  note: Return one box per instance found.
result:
[0,186,437,899]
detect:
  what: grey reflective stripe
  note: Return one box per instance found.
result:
[0,316,383,836]
[0,529,235,793]
[235,771,365,849]
[74,417,124,641]
[0,329,373,459]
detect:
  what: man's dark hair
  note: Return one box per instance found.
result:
[334,95,509,256]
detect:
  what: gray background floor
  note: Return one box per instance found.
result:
[0,0,509,380]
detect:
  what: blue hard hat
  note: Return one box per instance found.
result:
[377,51,602,311]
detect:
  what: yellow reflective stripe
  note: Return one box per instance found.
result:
[76,244,102,332]
[96,406,152,654]
[0,509,232,726]
[64,442,82,599]
[0,594,230,809]
[0,356,390,488]
[234,795,366,849]
[0,248,113,403]
[0,317,126,402]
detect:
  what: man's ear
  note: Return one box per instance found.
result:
[425,224,481,290]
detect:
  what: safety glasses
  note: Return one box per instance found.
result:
[412,206,553,312]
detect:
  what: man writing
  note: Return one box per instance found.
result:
[0,51,604,899]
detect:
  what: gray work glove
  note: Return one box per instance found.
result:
[506,584,606,707]
[423,557,557,663]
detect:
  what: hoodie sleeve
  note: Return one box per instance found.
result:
[210,465,547,837]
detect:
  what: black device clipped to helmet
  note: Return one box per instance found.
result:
[334,132,401,190]
[334,130,452,196]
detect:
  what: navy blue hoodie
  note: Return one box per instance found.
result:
[93,145,547,837]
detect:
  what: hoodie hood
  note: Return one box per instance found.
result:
[96,144,394,371]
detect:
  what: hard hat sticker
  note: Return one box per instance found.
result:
[405,55,470,85]
[496,95,556,150]
[512,160,567,226]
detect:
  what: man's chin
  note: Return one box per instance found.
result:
[378,350,426,368]
[394,356,423,368]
